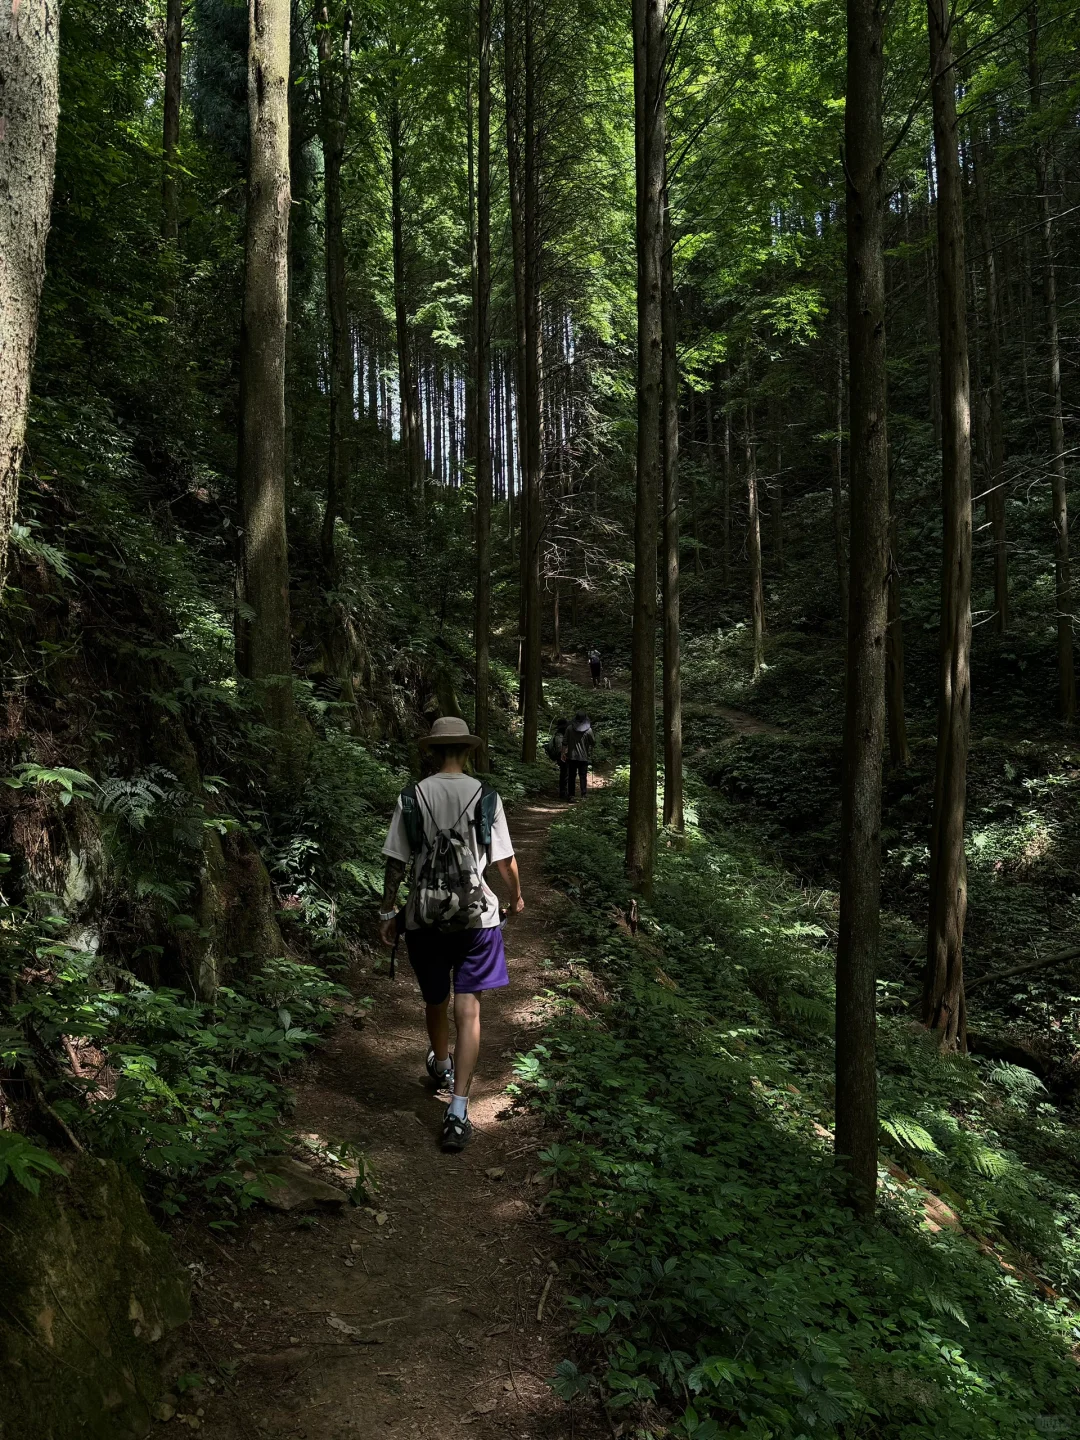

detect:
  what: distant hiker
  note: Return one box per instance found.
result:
[588,648,603,688]
[562,710,595,798]
[379,717,525,1153]
[544,716,571,800]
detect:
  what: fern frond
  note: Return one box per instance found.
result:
[881,1114,941,1154]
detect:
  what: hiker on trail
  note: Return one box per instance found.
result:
[562,710,595,798]
[378,716,525,1153]
[544,716,571,800]
[588,647,603,687]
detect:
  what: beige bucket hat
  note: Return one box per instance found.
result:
[418,715,482,750]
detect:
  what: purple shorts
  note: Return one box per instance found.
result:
[404,925,509,1004]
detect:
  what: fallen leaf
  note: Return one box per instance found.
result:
[473,1400,498,1415]
[375,1211,388,1226]
[327,1314,360,1336]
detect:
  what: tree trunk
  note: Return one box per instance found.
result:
[1029,6,1075,723]
[722,386,731,588]
[474,0,492,771]
[367,331,378,422]
[0,0,59,594]
[923,0,972,1051]
[465,38,478,486]
[520,0,543,763]
[661,175,683,832]
[317,2,353,569]
[771,397,784,574]
[389,95,424,507]
[835,0,889,1217]
[924,164,942,448]
[886,501,909,768]
[626,0,666,891]
[505,360,516,550]
[972,124,1008,634]
[163,0,182,242]
[746,403,765,679]
[236,0,294,734]
[504,0,530,711]
[833,336,849,622]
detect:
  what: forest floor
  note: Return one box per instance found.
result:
[171,785,603,1440]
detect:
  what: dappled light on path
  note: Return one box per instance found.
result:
[187,791,597,1440]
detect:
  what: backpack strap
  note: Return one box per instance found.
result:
[475,782,499,861]
[399,781,425,854]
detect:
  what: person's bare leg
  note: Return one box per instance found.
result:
[452,991,482,1095]
[426,1000,450,1062]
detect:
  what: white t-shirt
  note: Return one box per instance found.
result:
[382,773,514,930]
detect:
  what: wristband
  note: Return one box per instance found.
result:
[378,908,398,923]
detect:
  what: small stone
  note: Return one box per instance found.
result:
[485,1167,506,1181]
[289,1336,301,1345]
[344,1259,355,1268]
[152,1400,176,1422]
[375,1211,388,1226]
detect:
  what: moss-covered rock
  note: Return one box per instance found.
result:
[0,1154,189,1440]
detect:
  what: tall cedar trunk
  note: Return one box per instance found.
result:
[835,0,889,1217]
[389,96,424,507]
[661,178,683,831]
[505,0,530,704]
[237,0,294,734]
[923,0,972,1051]
[689,388,702,576]
[505,360,516,549]
[465,42,477,484]
[722,387,731,587]
[706,390,719,580]
[972,125,1008,632]
[771,398,784,573]
[924,161,942,449]
[1029,7,1075,722]
[833,338,849,621]
[317,2,353,568]
[626,0,666,890]
[520,0,543,762]
[886,505,910,766]
[0,0,59,594]
[474,0,492,770]
[163,0,182,241]
[746,403,765,679]
[434,353,444,483]
[367,335,378,422]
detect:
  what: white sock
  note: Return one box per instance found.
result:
[434,1054,452,1074]
[448,1094,469,1120]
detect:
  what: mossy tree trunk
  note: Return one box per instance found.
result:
[835,0,889,1217]
[626,0,667,891]
[923,0,972,1052]
[0,0,59,594]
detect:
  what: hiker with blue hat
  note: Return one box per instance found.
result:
[378,716,524,1152]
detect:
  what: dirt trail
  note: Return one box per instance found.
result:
[181,792,588,1440]
[557,651,781,737]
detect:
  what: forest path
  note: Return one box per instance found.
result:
[185,791,589,1440]
[554,650,781,736]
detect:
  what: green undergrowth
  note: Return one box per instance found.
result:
[0,880,348,1217]
[522,785,1080,1439]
